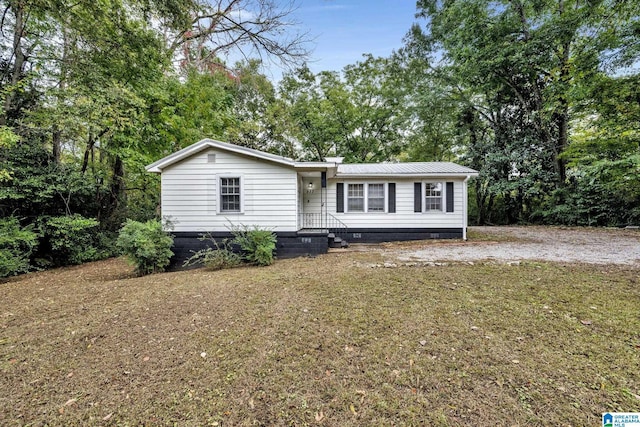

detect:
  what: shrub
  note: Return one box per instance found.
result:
[94,230,120,260]
[39,215,100,266]
[184,238,242,271]
[117,219,174,275]
[231,225,277,266]
[0,217,38,278]
[183,226,277,271]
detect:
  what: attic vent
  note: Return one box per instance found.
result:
[207,154,216,163]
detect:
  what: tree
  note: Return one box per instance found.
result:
[547,73,640,225]
[0,0,308,271]
[168,0,309,72]
[277,56,408,162]
[341,55,407,162]
[410,0,640,223]
[225,59,295,156]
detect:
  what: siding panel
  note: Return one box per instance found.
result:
[326,179,466,229]
[161,148,298,232]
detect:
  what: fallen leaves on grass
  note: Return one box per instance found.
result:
[1,256,639,426]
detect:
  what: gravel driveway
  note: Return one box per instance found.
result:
[387,226,640,266]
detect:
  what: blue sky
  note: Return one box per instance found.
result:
[267,0,420,79]
[295,1,418,72]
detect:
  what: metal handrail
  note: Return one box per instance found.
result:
[301,213,324,230]
[301,213,348,239]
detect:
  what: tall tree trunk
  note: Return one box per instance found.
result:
[52,26,70,163]
[554,0,570,186]
[1,0,27,125]
[81,128,108,173]
[110,156,125,210]
[475,179,487,225]
[556,108,568,184]
[555,44,570,186]
[81,133,96,174]
[52,126,62,163]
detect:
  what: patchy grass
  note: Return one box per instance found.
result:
[465,227,523,242]
[1,253,639,426]
[373,228,523,251]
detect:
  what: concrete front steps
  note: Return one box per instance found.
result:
[328,232,349,249]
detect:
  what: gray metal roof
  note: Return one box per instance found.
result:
[146,139,296,172]
[336,162,478,176]
[146,139,479,177]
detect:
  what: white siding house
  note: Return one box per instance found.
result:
[159,148,299,232]
[147,139,478,264]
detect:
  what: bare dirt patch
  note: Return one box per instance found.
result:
[379,226,640,266]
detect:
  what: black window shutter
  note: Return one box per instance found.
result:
[414,182,422,212]
[336,183,344,213]
[388,183,396,213]
[446,182,454,212]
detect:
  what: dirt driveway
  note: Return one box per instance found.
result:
[379,226,640,266]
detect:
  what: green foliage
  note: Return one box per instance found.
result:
[0,139,110,220]
[184,238,242,271]
[117,219,174,275]
[0,217,38,278]
[231,226,277,266]
[406,0,640,225]
[183,226,276,270]
[536,156,640,226]
[0,0,306,274]
[156,69,236,148]
[278,57,407,162]
[0,126,19,182]
[39,215,100,266]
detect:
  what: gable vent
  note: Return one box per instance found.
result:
[207,154,216,163]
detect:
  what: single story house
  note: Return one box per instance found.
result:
[146,139,478,266]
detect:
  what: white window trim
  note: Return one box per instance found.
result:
[344,182,388,213]
[346,183,365,213]
[367,183,386,213]
[423,181,444,213]
[217,174,245,214]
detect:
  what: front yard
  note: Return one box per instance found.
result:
[1,232,639,425]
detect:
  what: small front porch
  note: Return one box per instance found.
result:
[298,213,349,249]
[298,171,348,248]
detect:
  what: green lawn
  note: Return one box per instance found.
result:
[1,250,639,426]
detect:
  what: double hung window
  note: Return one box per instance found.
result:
[367,184,385,212]
[346,183,386,213]
[220,177,241,213]
[347,184,365,212]
[425,182,443,212]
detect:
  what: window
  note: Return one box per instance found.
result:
[220,177,241,212]
[347,184,364,212]
[425,182,443,211]
[342,183,387,213]
[367,184,385,212]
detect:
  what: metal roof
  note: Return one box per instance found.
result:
[336,162,478,176]
[146,139,297,172]
[146,139,478,177]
